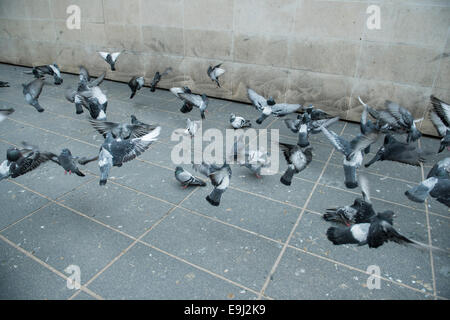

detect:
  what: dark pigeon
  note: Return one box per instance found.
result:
[207,63,225,87]
[128,76,144,99]
[279,143,313,186]
[22,78,45,112]
[149,68,172,92]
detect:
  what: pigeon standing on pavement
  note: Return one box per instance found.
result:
[207,63,225,87]
[175,166,206,188]
[50,148,85,177]
[279,143,313,186]
[30,64,63,85]
[429,95,450,153]
[170,87,195,114]
[0,108,14,123]
[22,78,45,112]
[128,76,144,99]
[149,68,172,92]
[98,51,123,71]
[193,162,232,206]
[178,92,209,119]
[230,113,251,129]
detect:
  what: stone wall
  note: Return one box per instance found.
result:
[0,0,449,136]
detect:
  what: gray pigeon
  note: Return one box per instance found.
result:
[128,76,144,99]
[98,51,123,71]
[22,78,45,112]
[178,92,209,119]
[50,148,85,176]
[175,166,206,188]
[0,108,14,123]
[279,143,313,186]
[207,63,225,87]
[429,95,450,153]
[247,88,276,113]
[150,68,172,92]
[193,162,232,206]
[284,114,339,147]
[170,86,194,113]
[256,102,302,125]
[89,118,157,140]
[230,113,251,129]
[30,63,63,85]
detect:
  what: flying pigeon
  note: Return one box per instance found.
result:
[247,88,276,113]
[256,102,302,125]
[0,81,10,87]
[0,108,14,123]
[0,142,55,181]
[89,118,157,140]
[429,95,450,153]
[98,51,123,71]
[170,86,195,113]
[405,157,450,207]
[178,92,208,119]
[149,68,172,92]
[366,100,422,143]
[30,64,63,85]
[49,148,85,177]
[97,126,161,185]
[241,149,271,178]
[358,97,383,154]
[230,113,251,129]
[185,118,200,137]
[304,105,334,121]
[320,126,380,188]
[22,78,45,112]
[193,162,232,206]
[175,166,206,188]
[78,66,106,90]
[128,76,144,99]
[364,134,430,168]
[284,114,339,147]
[207,63,225,87]
[279,143,313,186]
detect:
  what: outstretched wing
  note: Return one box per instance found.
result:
[121,126,161,163]
[89,119,120,136]
[367,220,414,248]
[178,93,203,108]
[320,126,351,156]
[247,88,267,112]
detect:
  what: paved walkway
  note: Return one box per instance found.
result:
[0,63,448,300]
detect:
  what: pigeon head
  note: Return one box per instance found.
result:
[175,166,183,174]
[183,86,192,94]
[6,148,22,162]
[267,97,276,106]
[61,148,72,156]
[229,113,236,122]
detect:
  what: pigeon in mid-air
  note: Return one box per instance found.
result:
[366,100,422,143]
[364,134,430,168]
[0,81,10,87]
[170,87,195,114]
[89,118,158,140]
[279,143,313,186]
[185,118,200,137]
[230,113,251,129]
[98,51,123,71]
[29,64,63,85]
[0,108,14,123]
[175,166,206,188]
[22,78,45,112]
[429,95,450,153]
[256,102,302,125]
[358,97,384,154]
[320,126,380,188]
[405,157,450,207]
[230,135,270,178]
[0,142,55,181]
[178,92,209,119]
[49,149,85,177]
[193,162,232,206]
[128,76,144,99]
[149,68,172,92]
[303,105,334,121]
[247,88,276,113]
[207,63,225,87]
[284,114,339,147]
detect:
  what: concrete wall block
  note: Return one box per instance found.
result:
[0,19,31,40]
[140,0,183,28]
[0,0,27,19]
[234,33,289,68]
[50,0,104,23]
[25,0,52,20]
[142,25,184,55]
[104,24,143,52]
[29,20,57,42]
[289,37,360,77]
[103,0,140,25]
[184,0,234,31]
[184,29,232,61]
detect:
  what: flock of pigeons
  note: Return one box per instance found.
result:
[0,49,449,252]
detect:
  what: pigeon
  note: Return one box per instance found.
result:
[193,162,232,206]
[405,157,450,207]
[78,66,106,90]
[65,88,89,115]
[89,118,157,140]
[0,143,55,181]
[320,126,380,188]
[49,149,85,177]
[0,108,14,123]
[230,113,251,129]
[185,118,200,137]
[247,88,276,113]
[279,143,313,186]
[22,78,45,112]
[128,76,144,99]
[256,102,302,125]
[178,92,208,119]
[284,114,339,147]
[97,126,161,185]
[30,64,63,85]
[170,87,195,114]
[304,105,334,121]
[358,97,382,154]
[175,166,206,188]
[77,87,108,120]
[98,51,123,71]
[207,63,225,87]
[0,81,10,87]
[429,95,450,153]
[241,149,271,178]
[149,68,172,92]
[366,100,422,143]
[364,134,430,168]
